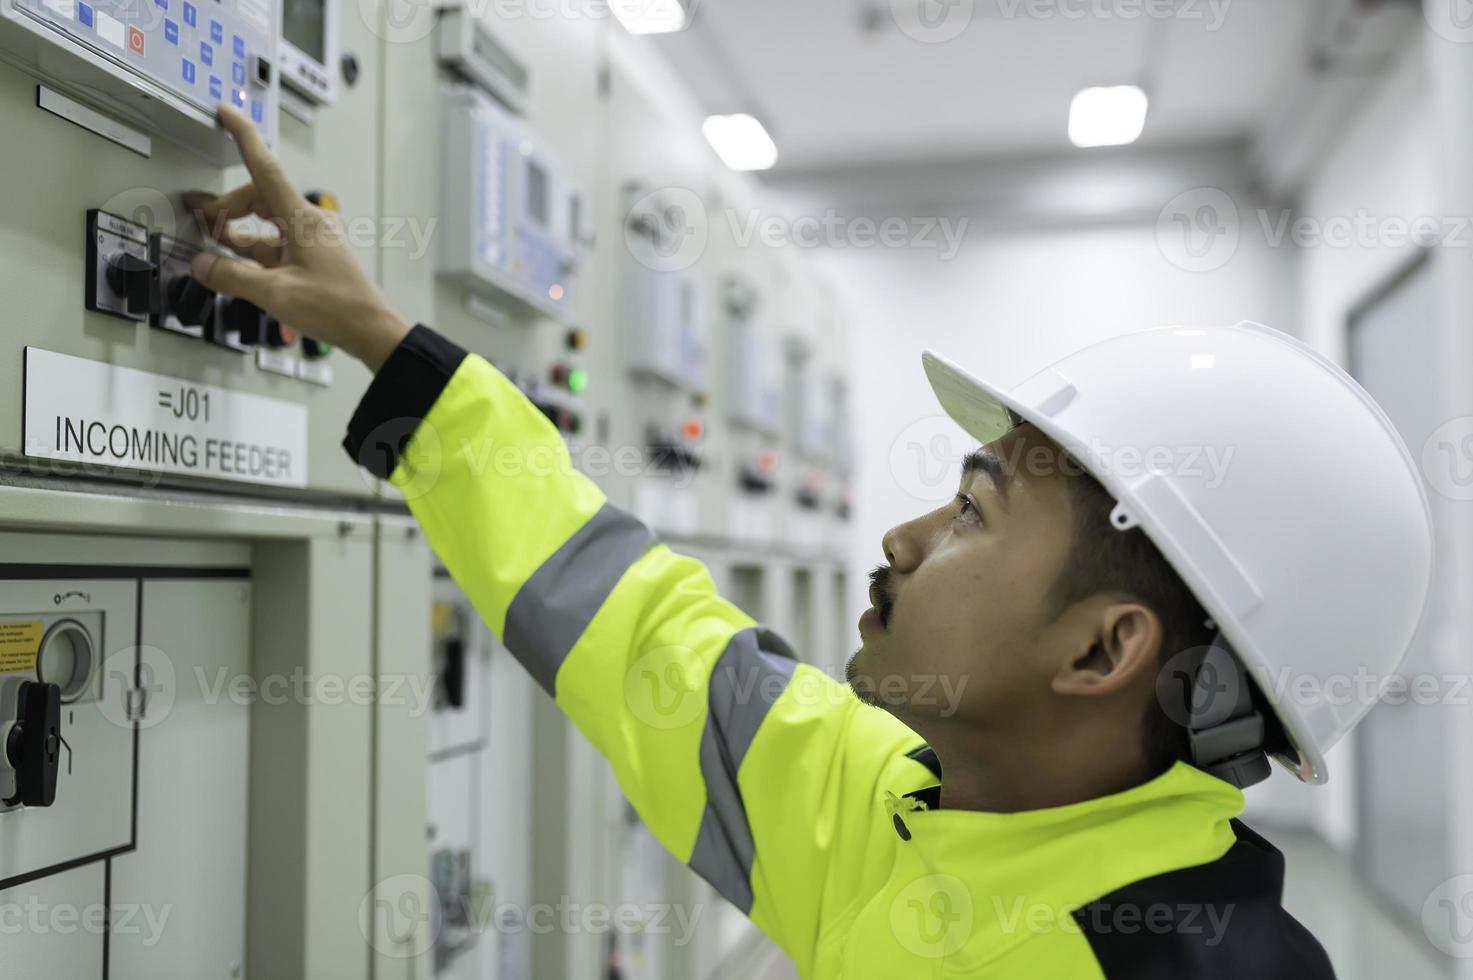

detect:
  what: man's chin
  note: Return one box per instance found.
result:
[844,647,891,710]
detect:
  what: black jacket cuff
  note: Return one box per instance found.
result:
[342,324,469,480]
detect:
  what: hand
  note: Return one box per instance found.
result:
[182,103,412,371]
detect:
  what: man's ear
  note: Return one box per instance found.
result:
[1052,602,1161,698]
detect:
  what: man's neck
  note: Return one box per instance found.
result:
[919,722,1156,814]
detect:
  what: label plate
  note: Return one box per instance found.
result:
[0,622,41,675]
[24,348,309,487]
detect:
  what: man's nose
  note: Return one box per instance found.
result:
[882,513,929,573]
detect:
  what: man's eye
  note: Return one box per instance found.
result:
[954,494,980,521]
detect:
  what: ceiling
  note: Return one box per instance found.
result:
[648,0,1319,173]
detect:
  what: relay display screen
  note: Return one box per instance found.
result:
[282,0,323,63]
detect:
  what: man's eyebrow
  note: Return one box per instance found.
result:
[961,447,1010,509]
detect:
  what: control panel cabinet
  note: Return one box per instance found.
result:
[0,0,377,498]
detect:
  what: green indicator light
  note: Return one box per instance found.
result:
[567,368,589,393]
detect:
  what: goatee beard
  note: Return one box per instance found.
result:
[844,650,886,709]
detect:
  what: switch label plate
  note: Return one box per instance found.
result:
[23,348,309,487]
[0,621,42,674]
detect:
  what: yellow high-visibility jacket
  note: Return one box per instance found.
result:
[344,326,1336,979]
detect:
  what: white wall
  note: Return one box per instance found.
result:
[1298,42,1435,366]
[1285,36,1434,850]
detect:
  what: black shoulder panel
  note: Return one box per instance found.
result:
[905,743,942,779]
[1075,820,1336,980]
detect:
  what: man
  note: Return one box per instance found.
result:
[186,105,1433,978]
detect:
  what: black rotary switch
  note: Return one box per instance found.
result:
[5,681,61,808]
[168,275,216,327]
[221,296,267,345]
[106,252,156,316]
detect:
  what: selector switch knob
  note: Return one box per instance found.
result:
[222,296,267,345]
[106,252,156,316]
[168,276,216,327]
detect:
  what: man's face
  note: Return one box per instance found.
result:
[845,424,1081,725]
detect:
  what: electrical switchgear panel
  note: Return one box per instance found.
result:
[426,571,537,979]
[0,0,279,161]
[0,0,379,498]
[439,85,588,321]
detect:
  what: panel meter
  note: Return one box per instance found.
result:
[624,186,707,393]
[626,267,705,392]
[0,0,280,160]
[724,278,782,436]
[785,336,829,464]
[439,86,586,321]
[278,0,335,109]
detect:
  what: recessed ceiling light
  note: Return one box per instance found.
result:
[1068,85,1149,148]
[609,0,691,34]
[702,113,779,171]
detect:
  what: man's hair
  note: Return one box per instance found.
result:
[1003,411,1212,774]
[1047,468,1213,773]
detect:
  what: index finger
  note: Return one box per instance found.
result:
[215,102,305,218]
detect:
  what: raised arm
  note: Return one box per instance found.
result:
[183,104,923,972]
[339,327,920,972]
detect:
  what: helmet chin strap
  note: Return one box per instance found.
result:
[1186,635,1272,789]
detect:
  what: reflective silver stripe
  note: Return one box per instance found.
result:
[688,627,797,913]
[502,502,657,694]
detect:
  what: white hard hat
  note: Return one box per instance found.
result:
[923,320,1434,785]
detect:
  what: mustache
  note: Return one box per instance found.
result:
[869,564,896,627]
